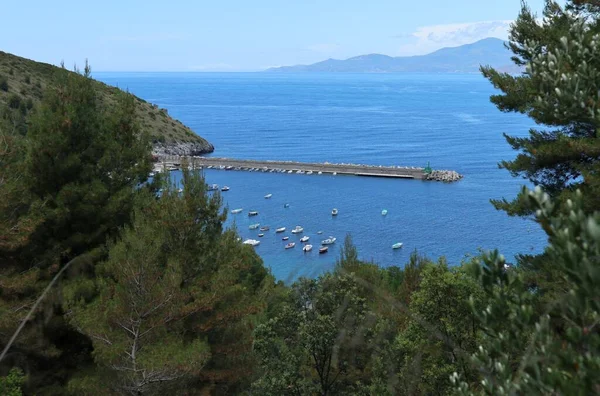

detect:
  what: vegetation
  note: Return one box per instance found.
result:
[0,50,212,149]
[1,0,600,394]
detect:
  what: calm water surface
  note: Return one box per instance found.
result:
[96,72,547,280]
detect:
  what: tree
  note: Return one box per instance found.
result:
[253,273,381,395]
[483,1,600,216]
[454,187,600,394]
[0,63,151,391]
[0,368,25,396]
[67,167,273,394]
[395,263,483,395]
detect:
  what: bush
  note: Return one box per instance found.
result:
[24,75,30,84]
[0,76,8,92]
[8,68,14,76]
[26,98,34,110]
[8,94,21,109]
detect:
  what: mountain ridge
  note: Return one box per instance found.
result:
[266,38,518,74]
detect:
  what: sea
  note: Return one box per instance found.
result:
[95,72,547,281]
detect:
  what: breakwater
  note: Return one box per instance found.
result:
[154,156,463,182]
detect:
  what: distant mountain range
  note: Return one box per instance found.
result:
[266,38,518,74]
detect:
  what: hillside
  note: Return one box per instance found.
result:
[267,38,519,74]
[0,51,214,155]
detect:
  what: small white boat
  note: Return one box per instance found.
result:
[282,236,289,241]
[319,246,329,254]
[300,236,310,243]
[258,233,264,237]
[249,223,260,230]
[332,172,337,176]
[392,242,403,249]
[284,203,290,208]
[287,170,293,174]
[291,226,304,234]
[259,226,270,231]
[317,231,323,235]
[231,208,243,214]
[321,237,337,245]
[303,244,313,252]
[208,184,219,191]
[221,186,230,192]
[285,242,296,249]
[243,239,260,247]
[318,171,323,175]
[264,193,272,199]
[382,209,388,216]
[248,211,259,216]
[276,227,286,233]
[307,171,313,175]
[331,208,339,216]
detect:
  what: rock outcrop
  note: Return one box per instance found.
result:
[153,140,215,157]
[425,170,463,182]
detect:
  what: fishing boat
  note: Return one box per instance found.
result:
[221,186,230,192]
[258,233,264,237]
[300,236,310,243]
[285,242,296,249]
[317,231,323,235]
[392,242,403,249]
[243,239,260,247]
[321,237,337,245]
[331,208,339,216]
[264,193,272,199]
[291,226,304,234]
[282,236,289,241]
[259,226,270,231]
[319,246,329,254]
[231,208,243,214]
[249,223,260,230]
[248,211,259,216]
[276,227,286,233]
[303,244,313,252]
[208,184,219,191]
[382,209,388,216]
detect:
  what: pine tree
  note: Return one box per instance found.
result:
[483,1,600,216]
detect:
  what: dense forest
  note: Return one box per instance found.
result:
[1,1,600,394]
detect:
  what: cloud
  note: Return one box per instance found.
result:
[305,43,341,53]
[396,20,512,55]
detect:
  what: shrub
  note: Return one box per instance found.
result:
[26,98,34,110]
[0,76,8,92]
[24,75,30,84]
[8,94,21,109]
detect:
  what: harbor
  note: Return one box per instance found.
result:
[154,155,463,182]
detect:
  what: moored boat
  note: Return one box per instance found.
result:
[303,244,313,252]
[208,184,219,191]
[231,208,243,214]
[221,186,230,191]
[264,193,272,199]
[248,210,259,216]
[276,227,286,233]
[285,242,296,249]
[392,242,403,249]
[249,223,260,230]
[317,231,323,235]
[284,203,290,208]
[259,226,270,231]
[258,233,264,237]
[243,239,260,247]
[331,208,339,216]
[282,236,289,241]
[382,209,388,216]
[300,236,310,243]
[291,226,304,234]
[321,237,337,245]
[319,246,329,254]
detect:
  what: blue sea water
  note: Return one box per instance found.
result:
[95,72,547,280]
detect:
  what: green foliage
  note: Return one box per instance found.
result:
[395,263,483,395]
[483,1,600,215]
[0,75,8,91]
[7,94,20,109]
[0,368,25,396]
[23,75,30,84]
[454,187,600,394]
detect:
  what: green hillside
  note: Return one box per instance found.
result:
[0,51,214,154]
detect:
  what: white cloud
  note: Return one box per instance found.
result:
[306,43,341,53]
[396,20,512,55]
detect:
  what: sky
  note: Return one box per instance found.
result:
[2,0,546,72]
